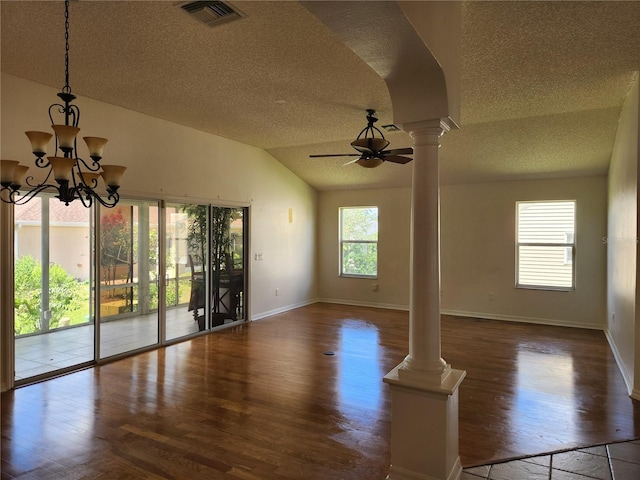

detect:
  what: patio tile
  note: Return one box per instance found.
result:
[14,307,234,382]
[15,347,57,361]
[15,364,58,380]
[14,359,43,370]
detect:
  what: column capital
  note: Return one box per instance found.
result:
[401,117,455,144]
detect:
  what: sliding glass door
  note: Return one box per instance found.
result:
[14,195,94,382]
[165,202,209,340]
[164,204,247,341]
[13,196,247,383]
[211,206,245,326]
[98,200,159,358]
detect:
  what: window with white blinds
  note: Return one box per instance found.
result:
[516,200,576,290]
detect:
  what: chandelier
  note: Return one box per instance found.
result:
[0,0,125,208]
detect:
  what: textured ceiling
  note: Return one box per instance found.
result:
[2,1,640,190]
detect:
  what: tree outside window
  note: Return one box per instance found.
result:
[340,206,378,277]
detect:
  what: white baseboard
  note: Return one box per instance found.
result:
[250,298,319,321]
[440,309,604,330]
[604,329,635,397]
[318,298,409,312]
[254,303,603,330]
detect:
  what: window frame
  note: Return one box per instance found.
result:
[339,206,378,279]
[515,200,576,291]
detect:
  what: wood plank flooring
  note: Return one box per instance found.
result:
[444,315,640,466]
[2,303,639,479]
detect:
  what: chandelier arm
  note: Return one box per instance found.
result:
[75,156,101,172]
[1,183,58,205]
[48,102,78,125]
[67,104,79,128]
[89,188,120,209]
[49,103,66,121]
[77,171,99,189]
[76,187,94,208]
[23,170,54,188]
[70,167,80,189]
[34,156,52,169]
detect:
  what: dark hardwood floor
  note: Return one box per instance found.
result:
[2,303,639,479]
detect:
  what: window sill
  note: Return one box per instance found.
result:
[516,284,575,292]
[340,274,378,280]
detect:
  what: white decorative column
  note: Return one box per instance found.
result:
[384,119,466,480]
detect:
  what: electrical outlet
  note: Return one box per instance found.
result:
[488,292,495,301]
[275,288,279,296]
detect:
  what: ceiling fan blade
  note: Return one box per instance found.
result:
[384,147,413,156]
[309,153,361,158]
[383,155,413,164]
[342,158,360,166]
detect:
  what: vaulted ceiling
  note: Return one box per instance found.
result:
[2,1,639,191]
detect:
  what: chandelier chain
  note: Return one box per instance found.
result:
[63,0,71,95]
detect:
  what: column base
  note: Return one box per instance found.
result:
[396,355,453,388]
[386,458,462,480]
[384,366,466,480]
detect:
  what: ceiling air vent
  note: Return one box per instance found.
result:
[179,1,245,28]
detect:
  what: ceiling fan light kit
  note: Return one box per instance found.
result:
[356,158,384,169]
[351,137,390,154]
[310,109,413,168]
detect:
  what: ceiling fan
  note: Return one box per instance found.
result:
[309,109,413,168]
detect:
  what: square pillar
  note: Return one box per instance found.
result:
[384,367,466,480]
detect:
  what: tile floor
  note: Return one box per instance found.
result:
[14,306,222,381]
[462,439,640,480]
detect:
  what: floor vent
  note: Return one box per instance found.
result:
[178,1,245,28]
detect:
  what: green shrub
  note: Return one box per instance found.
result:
[14,255,89,335]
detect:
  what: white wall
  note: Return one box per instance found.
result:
[606,74,638,397]
[1,73,318,320]
[318,187,411,309]
[441,177,607,329]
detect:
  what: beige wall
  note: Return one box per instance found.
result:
[318,187,411,309]
[16,225,91,281]
[317,177,608,330]
[606,73,638,397]
[441,177,607,329]
[1,73,319,320]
